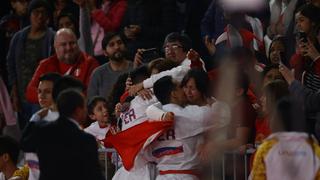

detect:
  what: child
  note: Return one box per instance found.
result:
[85,96,111,144]
[0,135,28,180]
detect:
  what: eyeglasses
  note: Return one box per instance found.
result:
[163,44,183,51]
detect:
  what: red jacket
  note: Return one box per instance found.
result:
[91,0,127,32]
[26,52,99,104]
[290,53,320,80]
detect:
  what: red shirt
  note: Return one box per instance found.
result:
[290,53,320,80]
[26,52,99,103]
[91,0,127,32]
[255,115,271,144]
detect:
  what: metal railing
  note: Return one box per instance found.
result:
[98,148,256,180]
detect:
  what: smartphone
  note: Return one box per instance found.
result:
[141,48,160,63]
[279,52,286,65]
[297,31,308,43]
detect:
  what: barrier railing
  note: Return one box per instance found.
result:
[98,148,256,180]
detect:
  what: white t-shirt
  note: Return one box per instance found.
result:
[263,132,320,180]
[84,121,110,141]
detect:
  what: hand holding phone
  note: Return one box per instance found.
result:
[279,52,286,65]
[297,31,308,43]
[141,48,160,63]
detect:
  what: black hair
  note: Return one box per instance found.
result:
[87,96,108,116]
[296,4,320,24]
[56,12,80,38]
[272,96,306,132]
[52,76,85,103]
[39,72,62,84]
[129,66,150,85]
[148,58,179,74]
[101,32,123,49]
[57,89,85,118]
[263,79,289,114]
[153,76,176,105]
[268,36,287,64]
[163,32,192,52]
[181,69,210,98]
[28,0,51,16]
[262,64,280,77]
[0,136,20,165]
[297,4,320,52]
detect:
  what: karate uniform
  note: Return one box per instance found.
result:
[146,102,230,180]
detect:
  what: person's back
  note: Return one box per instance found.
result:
[251,97,320,180]
[23,89,104,180]
[252,132,320,180]
[36,117,102,180]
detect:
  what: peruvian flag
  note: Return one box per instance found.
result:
[104,120,173,170]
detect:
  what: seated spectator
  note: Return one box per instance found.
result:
[26,28,99,104]
[74,0,127,64]
[250,97,320,180]
[85,96,111,144]
[87,32,133,99]
[0,135,28,180]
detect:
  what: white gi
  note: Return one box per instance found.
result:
[143,59,191,89]
[146,102,230,180]
[112,95,159,180]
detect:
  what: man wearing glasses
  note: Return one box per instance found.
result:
[130,32,205,96]
[134,32,191,67]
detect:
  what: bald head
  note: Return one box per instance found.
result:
[54,28,80,64]
[54,28,76,41]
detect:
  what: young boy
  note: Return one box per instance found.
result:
[0,135,28,180]
[85,96,111,143]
